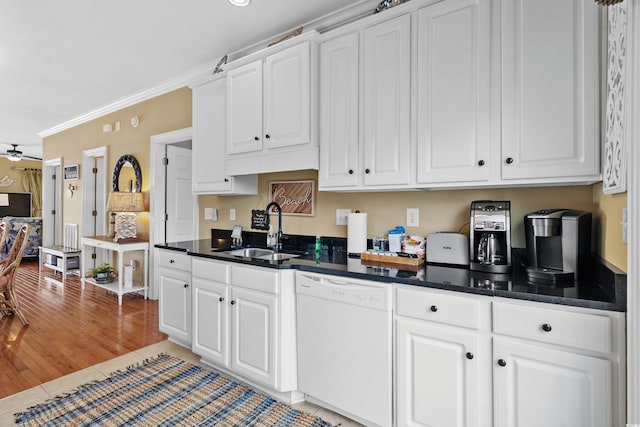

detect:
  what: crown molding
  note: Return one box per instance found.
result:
[38,0,379,139]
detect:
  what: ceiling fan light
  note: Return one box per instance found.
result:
[7,154,21,162]
[228,0,250,6]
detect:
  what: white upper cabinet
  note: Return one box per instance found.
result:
[319,33,360,189]
[500,0,601,182]
[363,14,412,187]
[264,43,312,150]
[316,0,602,191]
[416,0,491,184]
[319,14,411,190]
[225,36,319,176]
[226,61,264,155]
[191,78,257,195]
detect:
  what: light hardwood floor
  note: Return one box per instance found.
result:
[0,259,167,399]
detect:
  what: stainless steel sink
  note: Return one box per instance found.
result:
[227,248,274,258]
[255,253,300,261]
[225,248,299,261]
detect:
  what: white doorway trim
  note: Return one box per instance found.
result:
[81,146,108,270]
[627,0,639,422]
[42,157,62,247]
[149,127,197,300]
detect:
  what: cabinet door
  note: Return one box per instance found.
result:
[363,14,411,186]
[158,267,191,345]
[397,318,480,427]
[501,0,600,180]
[416,0,491,184]
[264,42,311,149]
[227,60,263,154]
[230,287,277,388]
[494,338,613,427]
[192,79,233,193]
[319,32,359,189]
[192,277,229,367]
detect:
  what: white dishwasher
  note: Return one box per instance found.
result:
[295,272,392,427]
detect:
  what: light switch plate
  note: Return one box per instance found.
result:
[230,208,236,221]
[211,208,218,222]
[336,209,351,226]
[407,208,419,227]
[204,208,213,220]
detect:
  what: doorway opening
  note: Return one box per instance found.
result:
[149,127,197,299]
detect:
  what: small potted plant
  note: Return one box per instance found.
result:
[87,263,116,284]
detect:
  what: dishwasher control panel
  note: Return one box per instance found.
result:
[296,272,390,311]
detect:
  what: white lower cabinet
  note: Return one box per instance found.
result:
[395,286,491,427]
[492,299,625,427]
[192,276,229,367]
[191,258,297,397]
[396,318,481,427]
[395,286,625,427]
[230,286,277,388]
[157,249,192,347]
[493,338,612,427]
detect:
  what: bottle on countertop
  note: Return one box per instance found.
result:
[315,235,322,263]
[267,225,277,249]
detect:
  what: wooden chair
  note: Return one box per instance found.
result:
[0,224,31,325]
[0,221,9,265]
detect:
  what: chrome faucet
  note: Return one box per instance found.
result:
[265,201,283,252]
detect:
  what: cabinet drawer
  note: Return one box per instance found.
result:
[493,301,612,354]
[396,287,480,330]
[231,265,278,295]
[192,258,230,283]
[157,250,191,272]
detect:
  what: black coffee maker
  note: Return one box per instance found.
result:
[524,209,592,284]
[470,201,512,273]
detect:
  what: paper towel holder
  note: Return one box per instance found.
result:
[347,210,368,257]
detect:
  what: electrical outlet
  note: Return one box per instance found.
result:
[230,208,236,221]
[407,208,419,227]
[336,209,351,226]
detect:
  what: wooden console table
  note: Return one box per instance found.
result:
[80,236,149,305]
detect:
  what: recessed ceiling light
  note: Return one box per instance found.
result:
[228,0,251,6]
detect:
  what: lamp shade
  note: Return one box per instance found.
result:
[106,192,145,212]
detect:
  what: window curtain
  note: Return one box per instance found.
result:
[21,170,42,217]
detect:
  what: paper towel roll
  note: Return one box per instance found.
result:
[347,212,367,254]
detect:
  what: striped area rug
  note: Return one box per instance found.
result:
[15,354,333,426]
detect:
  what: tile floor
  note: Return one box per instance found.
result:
[0,340,363,426]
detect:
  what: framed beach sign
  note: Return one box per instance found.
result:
[268,180,315,216]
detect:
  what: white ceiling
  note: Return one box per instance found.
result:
[0,0,379,161]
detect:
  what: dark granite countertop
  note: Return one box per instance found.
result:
[156,238,626,312]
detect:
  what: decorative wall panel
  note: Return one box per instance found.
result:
[603,2,628,194]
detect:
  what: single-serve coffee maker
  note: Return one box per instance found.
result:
[524,209,591,284]
[470,201,512,273]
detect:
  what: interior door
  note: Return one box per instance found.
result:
[42,159,62,247]
[165,145,194,243]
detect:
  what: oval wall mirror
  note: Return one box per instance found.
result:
[112,154,142,192]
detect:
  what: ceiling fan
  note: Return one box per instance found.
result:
[2,144,41,162]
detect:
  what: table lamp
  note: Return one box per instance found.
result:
[106,192,145,241]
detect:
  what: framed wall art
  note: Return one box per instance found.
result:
[268,180,315,216]
[63,164,79,181]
